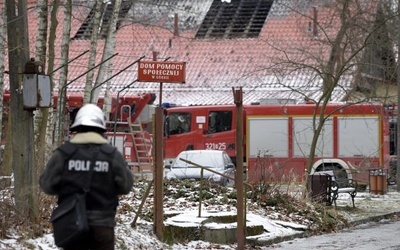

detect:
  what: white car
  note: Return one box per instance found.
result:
[164,150,235,185]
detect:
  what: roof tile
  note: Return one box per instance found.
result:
[14,0,379,105]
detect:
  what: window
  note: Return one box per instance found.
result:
[248,118,288,157]
[208,111,232,134]
[168,112,191,135]
[73,1,132,40]
[338,117,379,157]
[196,0,273,39]
[292,118,333,158]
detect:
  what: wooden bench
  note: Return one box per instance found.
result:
[313,170,358,208]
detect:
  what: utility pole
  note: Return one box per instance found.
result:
[233,87,245,249]
[5,0,38,221]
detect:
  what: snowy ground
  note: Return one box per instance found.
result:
[1,179,400,249]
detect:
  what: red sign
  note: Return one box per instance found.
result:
[138,61,186,83]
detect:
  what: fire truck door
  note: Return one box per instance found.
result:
[164,112,195,158]
[203,110,235,155]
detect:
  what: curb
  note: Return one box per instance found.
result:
[247,231,307,247]
[248,210,400,247]
[346,211,400,228]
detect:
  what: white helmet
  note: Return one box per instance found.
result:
[178,115,185,123]
[70,104,106,131]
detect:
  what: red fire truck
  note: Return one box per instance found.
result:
[2,91,156,170]
[163,102,390,185]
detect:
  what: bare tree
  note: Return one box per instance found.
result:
[56,0,73,146]
[90,0,122,119]
[264,1,395,192]
[0,5,8,174]
[396,0,400,191]
[102,0,122,119]
[82,0,103,105]
[34,0,49,173]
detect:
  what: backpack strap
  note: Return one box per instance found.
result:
[99,144,117,155]
[83,149,99,193]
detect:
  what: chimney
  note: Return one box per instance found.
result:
[313,6,318,37]
[152,51,159,61]
[174,13,179,37]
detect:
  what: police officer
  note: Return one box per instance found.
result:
[40,104,133,250]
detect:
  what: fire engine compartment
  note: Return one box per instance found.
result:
[164,102,390,185]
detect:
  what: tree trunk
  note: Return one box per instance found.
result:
[5,0,38,222]
[396,0,400,191]
[0,6,8,174]
[91,0,121,109]
[42,0,60,159]
[34,0,49,173]
[56,0,72,146]
[103,0,121,119]
[83,0,103,105]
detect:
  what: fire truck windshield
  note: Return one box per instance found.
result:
[167,112,191,135]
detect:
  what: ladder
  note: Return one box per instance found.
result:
[128,118,153,179]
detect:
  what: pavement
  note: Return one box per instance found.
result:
[249,184,400,247]
[335,185,400,225]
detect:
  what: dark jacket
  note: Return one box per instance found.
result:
[40,132,133,227]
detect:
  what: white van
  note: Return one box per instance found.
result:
[164,150,235,185]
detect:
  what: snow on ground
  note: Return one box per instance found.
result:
[1,180,400,249]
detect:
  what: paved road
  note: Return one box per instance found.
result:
[264,219,400,250]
